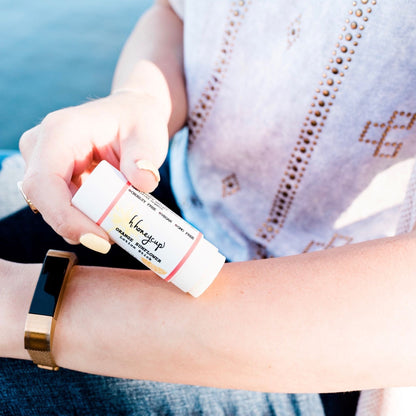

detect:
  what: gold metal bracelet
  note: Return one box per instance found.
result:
[24,250,77,370]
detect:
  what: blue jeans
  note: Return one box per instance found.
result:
[0,358,324,415]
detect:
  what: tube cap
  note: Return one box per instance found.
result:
[72,161,126,223]
[171,238,225,297]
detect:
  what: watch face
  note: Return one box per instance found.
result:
[29,256,70,316]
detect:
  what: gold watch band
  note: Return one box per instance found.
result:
[26,346,58,371]
[24,250,77,370]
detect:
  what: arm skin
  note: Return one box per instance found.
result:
[3,232,416,393]
[111,0,187,137]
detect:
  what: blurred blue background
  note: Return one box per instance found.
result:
[0,0,153,150]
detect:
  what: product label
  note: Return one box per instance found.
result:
[99,185,201,280]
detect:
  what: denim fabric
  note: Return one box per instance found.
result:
[0,149,17,165]
[0,152,27,220]
[0,358,325,416]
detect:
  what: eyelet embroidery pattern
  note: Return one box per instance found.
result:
[396,192,416,235]
[287,15,302,49]
[396,170,416,235]
[222,173,240,197]
[187,0,252,149]
[359,111,416,158]
[303,233,353,253]
[255,243,273,259]
[256,0,377,244]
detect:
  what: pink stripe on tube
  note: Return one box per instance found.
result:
[164,232,203,282]
[96,182,130,226]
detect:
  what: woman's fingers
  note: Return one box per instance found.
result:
[19,107,112,252]
[20,172,111,253]
[18,93,170,252]
[119,96,169,193]
[19,125,41,164]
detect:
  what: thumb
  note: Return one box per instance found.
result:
[119,112,169,193]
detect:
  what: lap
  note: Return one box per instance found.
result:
[0,358,324,416]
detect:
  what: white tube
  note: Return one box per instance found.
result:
[72,161,225,297]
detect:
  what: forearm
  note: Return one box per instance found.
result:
[4,233,416,392]
[112,0,187,136]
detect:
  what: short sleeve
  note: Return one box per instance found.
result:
[396,159,416,235]
[168,0,184,20]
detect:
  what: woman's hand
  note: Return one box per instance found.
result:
[19,91,169,251]
[18,0,186,253]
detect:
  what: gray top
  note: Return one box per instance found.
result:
[170,0,416,261]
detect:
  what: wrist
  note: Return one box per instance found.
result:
[111,60,172,127]
[52,265,160,375]
[0,260,40,360]
[112,87,168,119]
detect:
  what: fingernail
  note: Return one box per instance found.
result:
[80,233,111,254]
[136,160,160,182]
